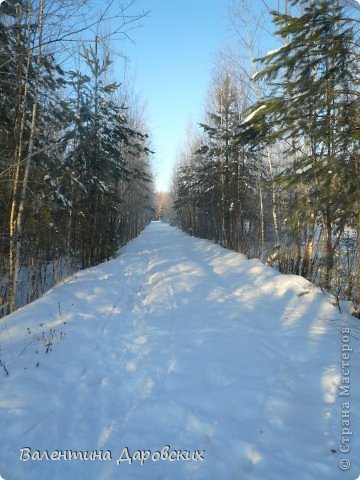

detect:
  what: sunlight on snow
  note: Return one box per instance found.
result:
[244,444,263,465]
[75,286,104,303]
[1,222,358,480]
[98,421,117,448]
[321,366,341,404]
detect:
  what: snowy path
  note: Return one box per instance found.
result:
[0,222,359,480]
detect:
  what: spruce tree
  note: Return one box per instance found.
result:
[241,0,359,288]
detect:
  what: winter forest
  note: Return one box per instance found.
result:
[0,0,359,317]
[172,0,360,317]
[0,0,154,316]
[0,1,360,479]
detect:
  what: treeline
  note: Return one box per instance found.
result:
[0,0,154,315]
[173,0,359,312]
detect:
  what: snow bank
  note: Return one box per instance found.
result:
[0,222,359,480]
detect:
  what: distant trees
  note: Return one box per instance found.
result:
[0,0,153,315]
[175,74,260,253]
[173,0,359,312]
[154,192,173,221]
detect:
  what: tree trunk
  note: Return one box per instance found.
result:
[9,0,44,314]
[8,2,32,313]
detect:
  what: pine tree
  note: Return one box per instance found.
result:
[197,75,259,250]
[241,0,359,288]
[0,6,154,315]
[59,41,153,267]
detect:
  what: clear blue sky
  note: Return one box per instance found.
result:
[114,0,297,192]
[117,0,230,192]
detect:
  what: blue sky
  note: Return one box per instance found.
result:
[117,0,231,191]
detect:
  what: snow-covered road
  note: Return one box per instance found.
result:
[0,222,359,480]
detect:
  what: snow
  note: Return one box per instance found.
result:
[265,43,290,57]
[288,89,310,100]
[0,222,359,480]
[241,104,266,125]
[296,163,313,174]
[44,175,72,208]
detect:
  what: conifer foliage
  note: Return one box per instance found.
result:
[173,0,359,310]
[0,0,153,315]
[245,0,359,287]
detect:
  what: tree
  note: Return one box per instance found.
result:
[0,0,153,316]
[240,0,359,289]
[173,73,261,254]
